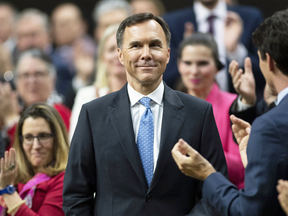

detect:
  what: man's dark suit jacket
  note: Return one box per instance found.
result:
[163,4,265,97]
[63,83,228,216]
[202,94,288,216]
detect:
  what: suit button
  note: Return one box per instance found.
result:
[146,194,152,202]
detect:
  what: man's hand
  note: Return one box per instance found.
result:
[229,58,256,105]
[171,139,216,181]
[183,21,194,39]
[225,11,243,52]
[0,82,19,125]
[230,115,251,168]
[277,179,288,216]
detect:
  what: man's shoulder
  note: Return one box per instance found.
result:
[163,7,194,23]
[171,89,211,109]
[228,5,263,18]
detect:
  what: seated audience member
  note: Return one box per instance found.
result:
[92,0,131,44]
[69,24,126,140]
[0,49,71,150]
[176,32,244,188]
[277,180,288,216]
[0,103,69,215]
[51,3,96,100]
[163,0,265,99]
[130,0,165,16]
[171,9,288,216]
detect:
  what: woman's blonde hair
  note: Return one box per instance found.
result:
[95,24,120,89]
[14,103,69,184]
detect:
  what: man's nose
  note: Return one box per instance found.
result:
[140,45,152,61]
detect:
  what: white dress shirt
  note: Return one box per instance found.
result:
[194,0,248,92]
[276,86,288,106]
[127,81,164,172]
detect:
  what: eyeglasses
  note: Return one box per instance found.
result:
[18,71,49,81]
[20,133,54,145]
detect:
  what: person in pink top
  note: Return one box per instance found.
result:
[176,32,244,188]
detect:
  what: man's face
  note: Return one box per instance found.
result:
[0,5,14,42]
[118,20,170,90]
[52,6,85,46]
[16,17,49,51]
[17,56,54,106]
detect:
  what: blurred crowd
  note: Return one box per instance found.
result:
[0,0,287,215]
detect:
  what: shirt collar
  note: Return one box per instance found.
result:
[194,0,227,23]
[127,81,164,107]
[276,86,288,105]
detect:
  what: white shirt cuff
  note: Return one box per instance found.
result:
[236,96,254,111]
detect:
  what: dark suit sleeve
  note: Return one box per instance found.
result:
[186,103,228,216]
[202,114,286,216]
[63,104,96,216]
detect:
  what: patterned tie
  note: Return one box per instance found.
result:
[137,97,154,186]
[207,14,217,35]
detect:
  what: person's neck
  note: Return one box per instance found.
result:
[199,0,219,10]
[108,75,127,93]
[128,78,162,96]
[274,70,288,95]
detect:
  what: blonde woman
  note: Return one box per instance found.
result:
[0,103,69,215]
[69,24,126,139]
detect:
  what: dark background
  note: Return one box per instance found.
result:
[8,0,288,34]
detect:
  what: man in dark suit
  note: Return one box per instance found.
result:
[63,13,227,215]
[163,0,265,98]
[172,9,288,216]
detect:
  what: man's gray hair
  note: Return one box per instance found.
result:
[93,0,131,23]
[17,8,50,31]
[15,49,56,81]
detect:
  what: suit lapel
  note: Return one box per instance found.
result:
[149,84,185,192]
[109,84,147,189]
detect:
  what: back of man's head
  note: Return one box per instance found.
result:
[252,9,288,76]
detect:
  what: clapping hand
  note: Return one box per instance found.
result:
[171,139,216,181]
[277,179,288,215]
[183,21,194,39]
[230,115,251,168]
[229,58,256,105]
[225,11,243,52]
[0,148,18,190]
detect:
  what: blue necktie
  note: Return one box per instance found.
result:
[137,97,154,186]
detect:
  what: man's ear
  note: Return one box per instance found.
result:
[266,53,275,73]
[117,48,124,65]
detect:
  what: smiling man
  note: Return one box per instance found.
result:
[63,13,227,216]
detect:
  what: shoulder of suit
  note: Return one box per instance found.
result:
[163,7,194,22]
[174,90,211,107]
[228,5,263,17]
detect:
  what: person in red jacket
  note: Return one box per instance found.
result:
[0,103,69,215]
